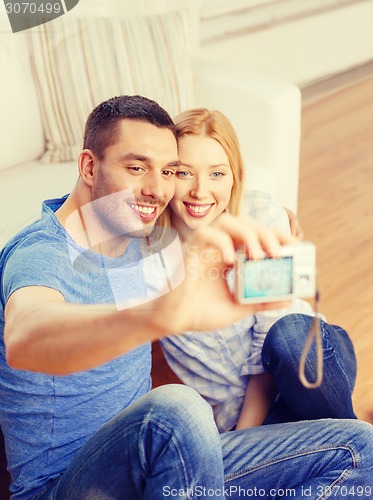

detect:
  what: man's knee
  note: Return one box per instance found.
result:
[143,385,217,435]
[333,419,373,468]
[136,385,220,457]
[149,384,211,414]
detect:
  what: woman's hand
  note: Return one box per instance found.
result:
[285,208,304,240]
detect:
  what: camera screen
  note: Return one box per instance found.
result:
[242,257,293,298]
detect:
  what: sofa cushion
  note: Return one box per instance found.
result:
[26,11,195,163]
[0,20,45,171]
[0,162,78,248]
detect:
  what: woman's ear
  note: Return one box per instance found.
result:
[78,149,96,186]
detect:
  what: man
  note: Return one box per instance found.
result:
[0,95,372,499]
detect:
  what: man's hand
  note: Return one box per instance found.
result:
[149,213,296,334]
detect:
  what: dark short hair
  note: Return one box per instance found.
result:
[83,95,176,159]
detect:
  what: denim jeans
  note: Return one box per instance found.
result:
[262,314,357,424]
[34,384,373,500]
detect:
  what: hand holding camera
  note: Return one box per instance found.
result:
[234,242,316,304]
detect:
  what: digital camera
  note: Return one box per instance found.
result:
[234,242,316,304]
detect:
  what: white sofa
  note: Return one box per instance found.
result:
[0,0,301,249]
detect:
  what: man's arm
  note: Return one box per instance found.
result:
[4,286,163,375]
[5,214,295,375]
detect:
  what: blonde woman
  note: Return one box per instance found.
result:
[161,108,357,431]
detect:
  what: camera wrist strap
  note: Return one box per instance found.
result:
[298,290,323,389]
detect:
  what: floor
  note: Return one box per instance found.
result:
[298,76,373,423]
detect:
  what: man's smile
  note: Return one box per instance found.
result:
[128,202,159,221]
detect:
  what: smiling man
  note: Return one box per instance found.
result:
[56,99,180,255]
[0,95,372,500]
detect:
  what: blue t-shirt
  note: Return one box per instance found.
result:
[0,197,152,499]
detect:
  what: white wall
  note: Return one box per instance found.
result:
[200,0,352,42]
[198,0,373,87]
[201,0,274,18]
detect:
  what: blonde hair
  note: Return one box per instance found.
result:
[174,108,245,215]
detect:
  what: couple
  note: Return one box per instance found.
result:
[0,95,372,499]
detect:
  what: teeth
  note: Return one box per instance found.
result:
[187,204,211,214]
[129,204,156,215]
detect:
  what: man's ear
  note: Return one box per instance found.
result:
[78,149,97,186]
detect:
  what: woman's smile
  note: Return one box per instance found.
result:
[183,202,215,218]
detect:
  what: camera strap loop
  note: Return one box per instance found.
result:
[298,290,323,389]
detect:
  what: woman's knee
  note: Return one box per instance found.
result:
[263,314,356,378]
[262,313,312,369]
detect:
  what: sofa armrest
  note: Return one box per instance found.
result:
[191,56,301,212]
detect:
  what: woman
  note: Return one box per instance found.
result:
[160,108,357,431]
